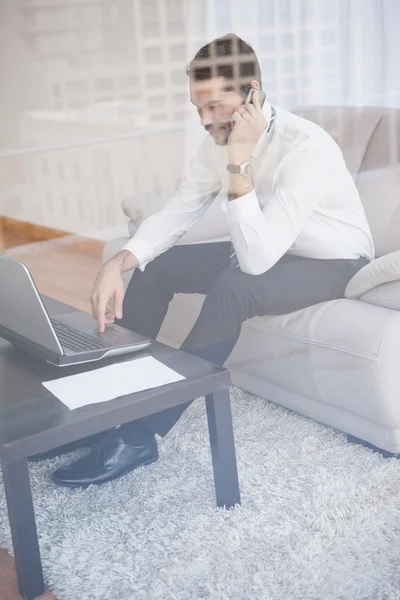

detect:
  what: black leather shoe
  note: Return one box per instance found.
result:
[28,433,105,462]
[50,433,158,488]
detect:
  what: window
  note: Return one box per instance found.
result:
[320,3,337,19]
[141,0,160,37]
[258,0,274,23]
[120,74,138,88]
[45,192,53,215]
[167,0,182,19]
[281,33,293,50]
[69,101,86,109]
[67,81,87,94]
[283,94,297,108]
[168,20,184,35]
[95,78,115,91]
[173,92,186,104]
[218,64,233,79]
[101,3,119,25]
[261,59,275,77]
[216,39,232,57]
[302,1,319,20]
[74,164,81,182]
[42,158,49,176]
[103,30,122,53]
[88,30,104,52]
[322,51,337,67]
[78,198,86,220]
[147,72,164,89]
[122,94,141,101]
[278,0,291,24]
[260,35,275,53]
[167,0,184,34]
[239,61,256,77]
[283,77,296,92]
[143,22,159,36]
[171,70,185,86]
[173,111,185,121]
[322,71,337,85]
[170,44,185,61]
[302,30,316,47]
[150,114,167,123]
[321,29,336,46]
[62,195,68,217]
[149,96,165,109]
[282,57,295,73]
[144,46,162,65]
[301,53,314,71]
[69,54,89,68]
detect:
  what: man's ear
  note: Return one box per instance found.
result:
[249,80,261,90]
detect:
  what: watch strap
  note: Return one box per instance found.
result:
[226,164,241,174]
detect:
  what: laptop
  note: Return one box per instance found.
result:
[0,256,151,367]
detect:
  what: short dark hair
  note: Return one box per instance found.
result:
[186,33,262,99]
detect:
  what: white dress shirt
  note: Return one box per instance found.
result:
[124,102,375,275]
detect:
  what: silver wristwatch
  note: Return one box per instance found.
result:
[226,161,253,177]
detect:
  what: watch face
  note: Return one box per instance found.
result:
[243,162,253,175]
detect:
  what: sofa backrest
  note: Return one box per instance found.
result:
[293,106,400,257]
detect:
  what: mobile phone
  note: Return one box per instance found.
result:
[245,87,266,108]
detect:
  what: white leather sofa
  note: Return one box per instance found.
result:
[102,106,400,454]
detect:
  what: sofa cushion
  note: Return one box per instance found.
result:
[345,250,400,299]
[359,281,400,311]
[355,164,400,256]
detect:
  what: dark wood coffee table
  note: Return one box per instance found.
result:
[0,296,240,600]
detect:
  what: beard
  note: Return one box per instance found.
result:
[207,123,232,146]
[213,134,229,146]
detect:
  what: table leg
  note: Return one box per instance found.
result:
[1,458,44,600]
[205,388,241,509]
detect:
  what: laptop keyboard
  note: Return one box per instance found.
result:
[51,319,110,353]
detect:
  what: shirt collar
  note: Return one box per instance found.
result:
[251,100,275,160]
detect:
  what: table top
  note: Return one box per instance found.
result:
[0,296,230,462]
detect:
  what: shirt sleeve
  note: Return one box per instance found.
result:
[226,144,334,275]
[123,136,222,270]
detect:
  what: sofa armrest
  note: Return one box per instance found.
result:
[121,190,173,224]
[345,250,400,305]
[121,195,144,223]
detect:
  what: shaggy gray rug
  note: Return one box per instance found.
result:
[1,387,400,600]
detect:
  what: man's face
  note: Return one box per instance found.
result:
[189,77,244,146]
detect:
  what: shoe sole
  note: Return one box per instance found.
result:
[51,454,159,489]
[28,448,91,463]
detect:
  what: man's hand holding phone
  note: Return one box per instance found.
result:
[228,89,268,162]
[90,250,138,332]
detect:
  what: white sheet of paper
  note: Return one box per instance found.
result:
[42,356,186,410]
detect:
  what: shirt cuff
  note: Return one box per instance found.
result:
[226,190,261,222]
[122,238,155,271]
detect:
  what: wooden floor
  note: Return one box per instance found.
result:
[0,230,105,600]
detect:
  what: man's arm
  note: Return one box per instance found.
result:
[120,137,222,271]
[91,136,222,331]
[227,148,254,202]
[227,145,333,275]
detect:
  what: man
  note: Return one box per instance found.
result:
[50,34,374,487]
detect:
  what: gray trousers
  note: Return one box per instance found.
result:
[118,242,368,438]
